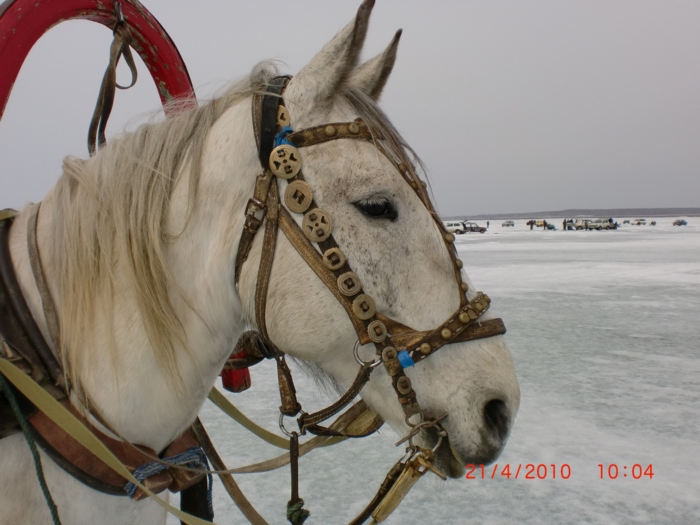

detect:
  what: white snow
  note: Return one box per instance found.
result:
[168,217,700,524]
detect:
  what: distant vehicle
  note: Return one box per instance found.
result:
[533,220,555,230]
[673,219,688,226]
[502,220,515,227]
[630,219,646,225]
[587,218,617,230]
[443,221,467,234]
[622,220,630,224]
[462,221,487,233]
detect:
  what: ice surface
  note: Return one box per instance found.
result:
[168,217,699,524]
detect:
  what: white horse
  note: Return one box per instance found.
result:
[0,2,519,523]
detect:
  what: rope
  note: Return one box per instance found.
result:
[286,499,310,525]
[274,126,294,147]
[0,373,62,525]
[125,446,213,517]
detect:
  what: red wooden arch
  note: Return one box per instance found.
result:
[0,0,196,120]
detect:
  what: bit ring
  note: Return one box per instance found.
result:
[353,340,382,368]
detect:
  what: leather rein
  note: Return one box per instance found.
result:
[234,77,507,461]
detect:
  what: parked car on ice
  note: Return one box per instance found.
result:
[443,220,467,234]
[630,219,646,225]
[673,219,688,226]
[502,220,515,227]
[587,218,618,230]
[462,221,487,233]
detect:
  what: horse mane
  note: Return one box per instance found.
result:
[48,61,427,396]
[51,63,279,393]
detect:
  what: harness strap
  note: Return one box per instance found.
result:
[254,180,279,346]
[27,395,206,497]
[0,216,64,390]
[277,206,370,341]
[234,171,274,289]
[276,355,301,417]
[26,203,63,376]
[348,460,404,525]
[256,77,291,166]
[0,372,62,524]
[192,418,268,525]
[298,364,373,432]
[87,23,138,156]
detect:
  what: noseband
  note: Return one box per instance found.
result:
[235,76,507,446]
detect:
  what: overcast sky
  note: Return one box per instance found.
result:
[1,0,698,217]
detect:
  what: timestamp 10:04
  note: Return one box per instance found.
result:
[598,464,654,479]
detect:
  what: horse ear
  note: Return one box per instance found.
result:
[349,29,402,101]
[285,0,374,115]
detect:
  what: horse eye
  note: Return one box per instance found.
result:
[353,197,398,221]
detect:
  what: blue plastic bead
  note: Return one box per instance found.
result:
[398,350,415,368]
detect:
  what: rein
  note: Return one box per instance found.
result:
[233,77,508,522]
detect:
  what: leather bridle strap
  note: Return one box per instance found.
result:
[233,77,289,290]
[254,180,279,346]
[277,206,369,340]
[255,77,290,165]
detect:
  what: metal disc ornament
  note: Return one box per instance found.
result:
[269,145,301,179]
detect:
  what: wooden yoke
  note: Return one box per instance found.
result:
[0,0,195,122]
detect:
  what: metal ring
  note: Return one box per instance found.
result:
[353,340,382,368]
[278,413,295,438]
[430,427,448,454]
[404,412,425,428]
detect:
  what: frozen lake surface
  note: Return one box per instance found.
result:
[170,217,700,524]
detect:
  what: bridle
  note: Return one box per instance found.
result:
[235,76,507,450]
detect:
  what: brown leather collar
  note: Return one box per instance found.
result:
[28,399,205,498]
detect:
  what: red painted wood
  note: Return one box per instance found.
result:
[221,351,253,393]
[0,0,195,120]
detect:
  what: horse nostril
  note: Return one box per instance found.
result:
[483,399,510,441]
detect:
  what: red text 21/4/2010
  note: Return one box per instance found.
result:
[465,464,571,480]
[465,463,655,480]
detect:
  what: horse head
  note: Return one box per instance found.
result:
[224,1,520,477]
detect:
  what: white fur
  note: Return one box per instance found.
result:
[0,2,519,523]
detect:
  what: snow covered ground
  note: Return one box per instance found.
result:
[170,217,700,524]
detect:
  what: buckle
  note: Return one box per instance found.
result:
[244,197,267,231]
[245,197,266,217]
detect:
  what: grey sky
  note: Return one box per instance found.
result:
[1,0,698,217]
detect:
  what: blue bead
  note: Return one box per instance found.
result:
[398,350,415,368]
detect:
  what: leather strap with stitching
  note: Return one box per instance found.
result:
[26,204,64,383]
[0,217,64,390]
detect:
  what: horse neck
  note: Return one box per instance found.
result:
[9,101,257,451]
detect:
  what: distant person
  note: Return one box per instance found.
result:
[487,220,490,228]
[530,221,533,230]
[563,219,566,230]
[543,220,548,230]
